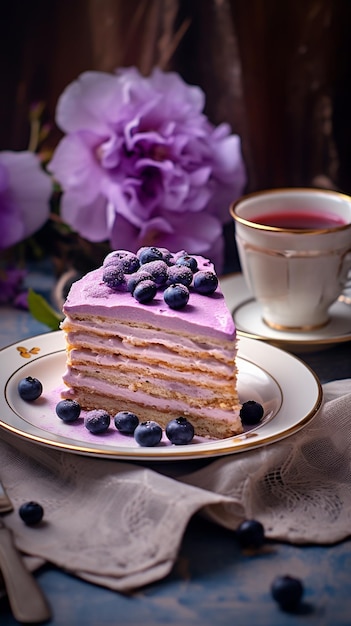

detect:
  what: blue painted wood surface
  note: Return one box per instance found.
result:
[0,268,351,626]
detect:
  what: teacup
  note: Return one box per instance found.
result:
[230,188,351,330]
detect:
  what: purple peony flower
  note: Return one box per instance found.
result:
[48,67,246,270]
[0,151,52,250]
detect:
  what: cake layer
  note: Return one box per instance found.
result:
[61,316,236,363]
[65,348,235,389]
[61,382,242,439]
[61,325,236,374]
[63,363,236,408]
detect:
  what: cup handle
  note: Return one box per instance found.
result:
[341,250,351,291]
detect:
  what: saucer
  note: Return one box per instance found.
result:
[220,273,351,352]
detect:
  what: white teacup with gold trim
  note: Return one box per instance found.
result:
[230,188,351,331]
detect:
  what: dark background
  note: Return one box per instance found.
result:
[1,0,350,270]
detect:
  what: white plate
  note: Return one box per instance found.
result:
[220,274,351,352]
[0,331,322,461]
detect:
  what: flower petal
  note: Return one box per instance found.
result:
[56,71,123,135]
[60,193,110,242]
[48,133,103,203]
[0,151,51,249]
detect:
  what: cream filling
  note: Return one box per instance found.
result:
[63,363,236,407]
[64,332,236,375]
[62,372,240,424]
[61,317,236,363]
[67,348,237,384]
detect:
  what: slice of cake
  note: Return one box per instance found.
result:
[60,249,242,439]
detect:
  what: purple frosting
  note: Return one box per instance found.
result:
[63,253,236,340]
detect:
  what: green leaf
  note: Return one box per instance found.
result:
[27,288,63,331]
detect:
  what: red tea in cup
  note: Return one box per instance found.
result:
[249,210,347,229]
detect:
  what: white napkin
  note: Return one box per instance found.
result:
[0,379,350,592]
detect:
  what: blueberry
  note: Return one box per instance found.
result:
[105,252,140,274]
[56,399,81,422]
[136,246,148,259]
[133,279,157,303]
[114,411,139,434]
[140,260,168,286]
[193,270,218,295]
[159,248,174,265]
[84,410,111,434]
[126,270,153,293]
[176,254,198,273]
[19,501,44,525]
[271,575,304,611]
[138,246,163,264]
[236,519,265,549]
[102,265,127,291]
[119,254,140,274]
[134,420,162,446]
[103,250,131,266]
[165,416,195,445]
[103,250,131,265]
[163,283,189,309]
[18,376,43,401]
[240,400,264,426]
[166,265,193,287]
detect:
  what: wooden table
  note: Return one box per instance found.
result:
[0,266,350,626]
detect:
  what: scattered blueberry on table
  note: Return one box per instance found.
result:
[236,519,265,549]
[19,501,44,525]
[18,376,43,401]
[271,575,304,612]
